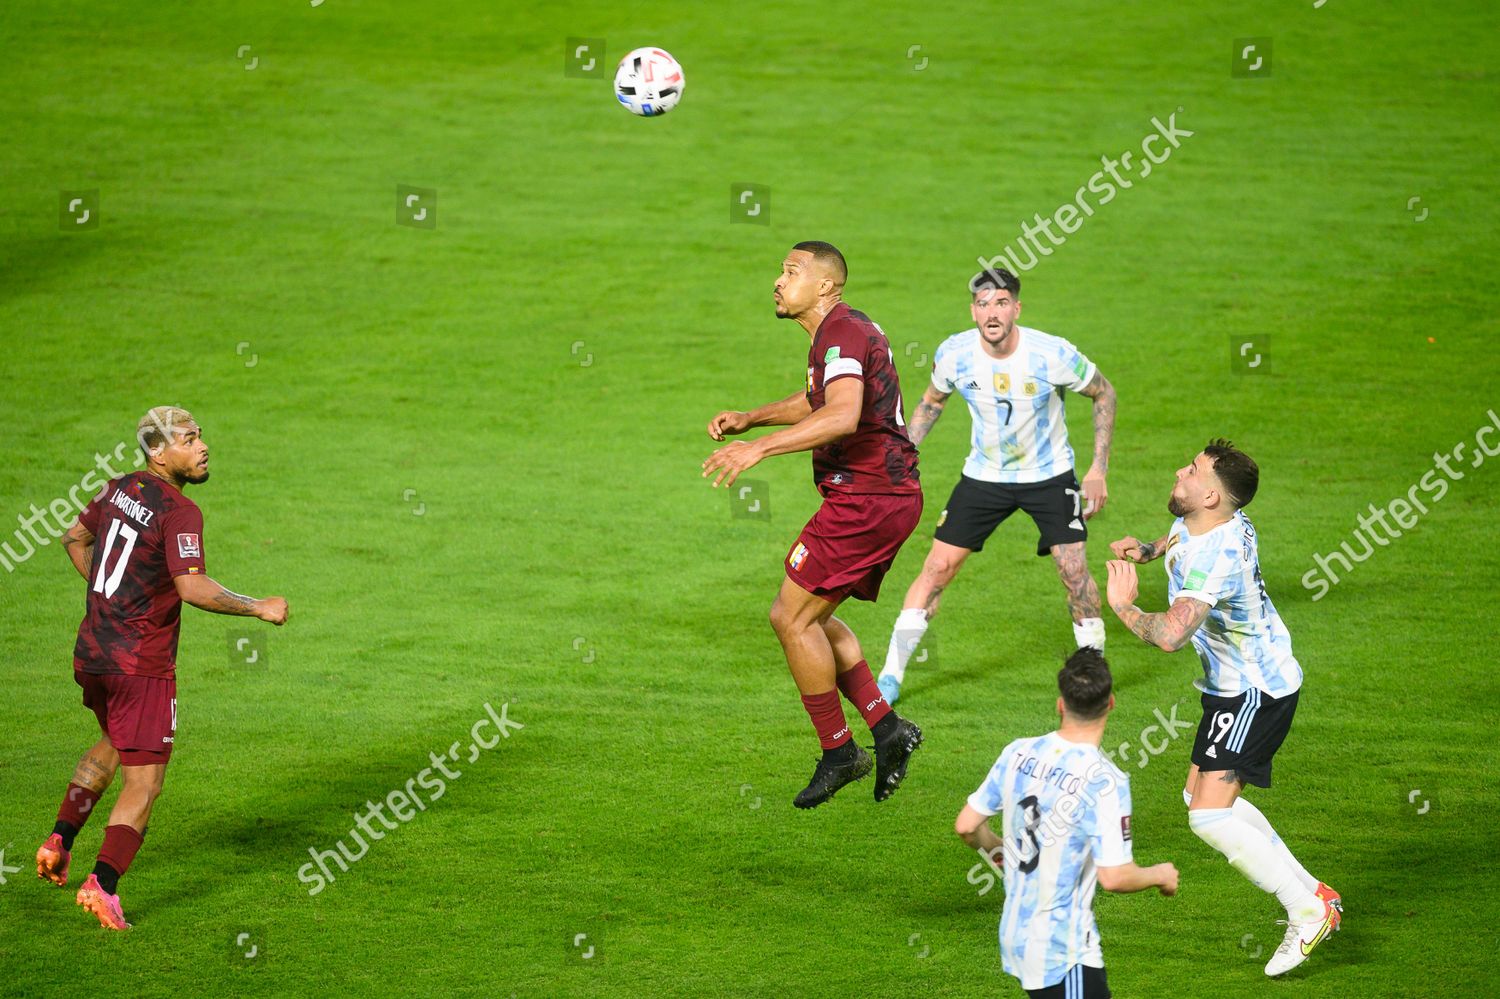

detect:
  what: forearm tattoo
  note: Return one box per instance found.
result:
[208,587,258,615]
[1084,372,1115,474]
[906,400,945,445]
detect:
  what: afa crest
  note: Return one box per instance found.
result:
[993,372,1010,394]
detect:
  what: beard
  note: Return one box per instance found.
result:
[185,469,210,484]
[1167,494,1188,517]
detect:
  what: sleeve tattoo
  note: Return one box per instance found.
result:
[906,398,946,445]
[1082,371,1115,473]
[1117,597,1210,651]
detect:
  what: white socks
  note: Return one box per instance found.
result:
[881,607,929,682]
[1232,797,1320,893]
[1073,617,1106,650]
[1189,808,1322,921]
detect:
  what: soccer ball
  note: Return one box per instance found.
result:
[614,47,685,117]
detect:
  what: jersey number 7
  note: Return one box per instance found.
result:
[92,520,139,600]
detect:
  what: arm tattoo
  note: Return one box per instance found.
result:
[906,399,945,446]
[1082,371,1115,474]
[1119,598,1208,651]
[208,587,258,615]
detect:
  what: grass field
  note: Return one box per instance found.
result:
[2,1,1498,995]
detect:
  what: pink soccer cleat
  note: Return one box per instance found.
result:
[76,874,131,930]
[36,833,71,887]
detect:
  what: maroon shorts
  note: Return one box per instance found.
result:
[785,490,923,603]
[76,670,176,765]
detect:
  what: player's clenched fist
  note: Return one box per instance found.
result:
[1104,560,1139,612]
[1155,862,1180,897]
[257,596,290,626]
[707,410,752,441]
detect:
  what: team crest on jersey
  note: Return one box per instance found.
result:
[1023,380,1039,396]
[789,542,810,571]
[992,372,1010,394]
[177,533,201,558]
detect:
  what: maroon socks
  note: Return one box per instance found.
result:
[53,782,100,851]
[836,660,893,731]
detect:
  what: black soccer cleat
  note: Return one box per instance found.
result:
[873,717,923,802]
[793,745,873,809]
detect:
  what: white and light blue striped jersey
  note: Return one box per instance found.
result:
[930,326,1097,484]
[1165,510,1303,697]
[967,732,1132,991]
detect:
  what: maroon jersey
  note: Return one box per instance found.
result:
[805,303,921,495]
[73,472,206,677]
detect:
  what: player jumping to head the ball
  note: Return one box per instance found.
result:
[36,407,289,929]
[703,242,924,808]
[878,267,1117,706]
[1104,439,1340,977]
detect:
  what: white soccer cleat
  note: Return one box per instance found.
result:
[1264,898,1340,977]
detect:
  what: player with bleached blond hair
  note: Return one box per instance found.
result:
[36,407,288,929]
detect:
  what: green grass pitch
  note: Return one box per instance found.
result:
[2,1,1497,995]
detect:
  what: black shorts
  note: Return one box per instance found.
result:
[933,471,1087,556]
[1026,963,1110,999]
[1191,687,1299,788]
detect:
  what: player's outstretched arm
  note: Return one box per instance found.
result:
[702,379,860,488]
[905,386,951,446]
[1105,561,1208,652]
[1077,371,1116,518]
[61,520,95,580]
[706,393,812,441]
[1097,860,1179,896]
[173,573,289,625]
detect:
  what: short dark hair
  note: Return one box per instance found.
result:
[791,241,847,285]
[1059,648,1112,721]
[1204,438,1259,509]
[969,267,1020,297]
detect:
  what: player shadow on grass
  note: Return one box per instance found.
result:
[138,722,545,913]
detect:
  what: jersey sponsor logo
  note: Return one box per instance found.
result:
[1121,815,1132,842]
[964,379,980,391]
[1204,744,1218,758]
[177,533,201,559]
[993,372,1010,394]
[823,345,841,364]
[789,542,809,571]
[1184,569,1208,591]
